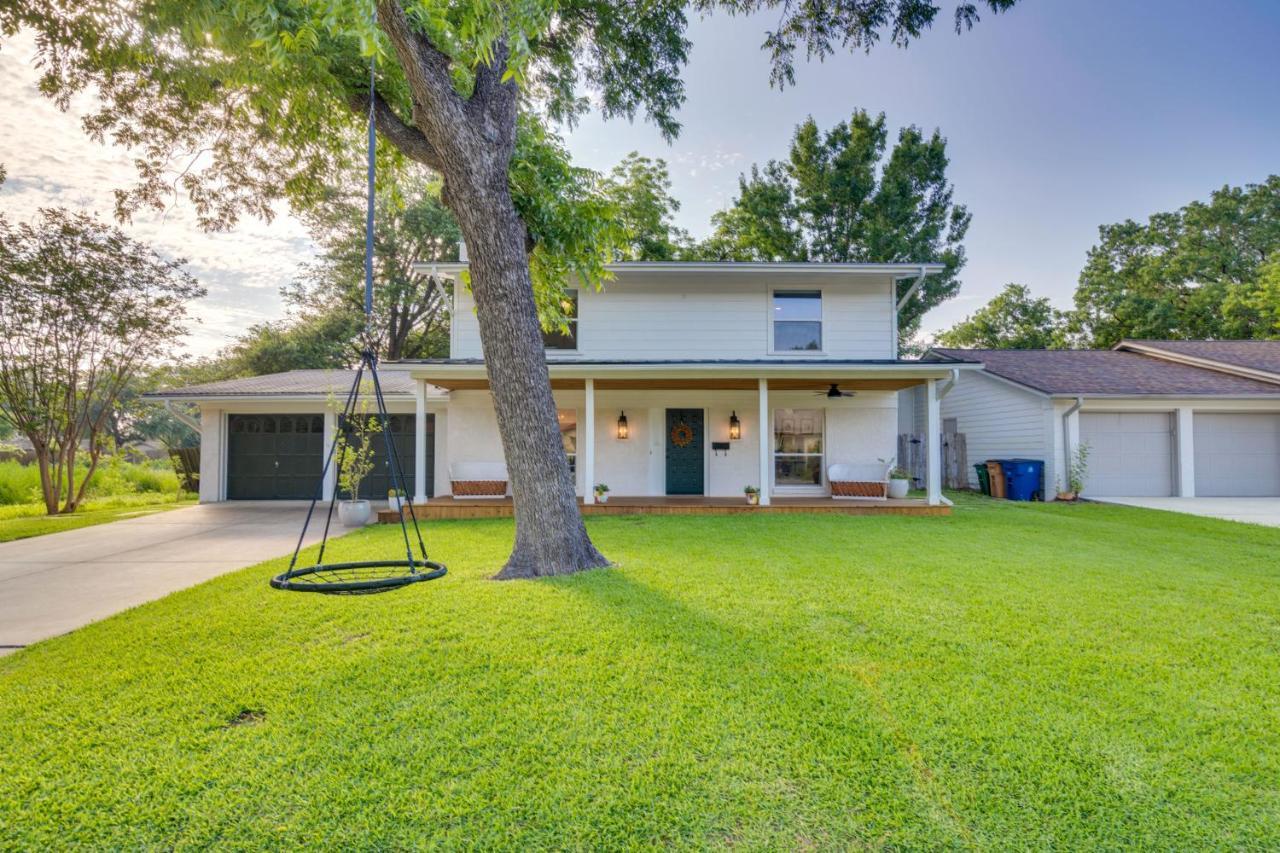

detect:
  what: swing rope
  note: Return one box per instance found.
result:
[271,8,446,593]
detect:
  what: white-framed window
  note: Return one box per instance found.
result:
[774,408,824,489]
[543,290,579,351]
[771,290,822,352]
[557,409,577,474]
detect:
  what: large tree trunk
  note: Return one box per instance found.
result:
[447,174,609,579]
[374,2,609,577]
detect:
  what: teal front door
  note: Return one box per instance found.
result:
[665,409,704,495]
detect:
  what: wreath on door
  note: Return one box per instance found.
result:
[670,421,694,448]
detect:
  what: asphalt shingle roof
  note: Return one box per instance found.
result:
[929,348,1280,396]
[144,369,414,399]
[1119,340,1280,378]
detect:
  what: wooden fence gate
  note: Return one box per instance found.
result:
[897,430,968,490]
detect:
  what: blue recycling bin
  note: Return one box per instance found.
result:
[1000,459,1044,501]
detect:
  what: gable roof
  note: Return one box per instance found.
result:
[1116,340,1280,380]
[144,369,414,400]
[927,348,1280,397]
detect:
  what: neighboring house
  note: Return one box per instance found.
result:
[148,262,976,506]
[899,341,1280,499]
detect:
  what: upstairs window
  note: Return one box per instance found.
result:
[543,290,579,350]
[772,290,822,352]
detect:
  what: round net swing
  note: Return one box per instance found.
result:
[271,20,445,595]
[269,351,447,594]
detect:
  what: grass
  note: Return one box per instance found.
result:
[0,455,192,541]
[1,496,1278,847]
[0,493,195,543]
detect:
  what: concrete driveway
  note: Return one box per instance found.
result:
[1093,496,1280,528]
[0,503,347,655]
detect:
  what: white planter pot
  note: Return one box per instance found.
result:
[746,493,759,506]
[387,496,403,513]
[338,499,372,528]
[595,493,609,504]
[887,479,910,499]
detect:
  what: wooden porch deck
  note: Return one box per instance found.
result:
[379,495,947,522]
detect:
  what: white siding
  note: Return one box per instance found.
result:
[450,272,895,361]
[938,372,1053,491]
[440,389,897,498]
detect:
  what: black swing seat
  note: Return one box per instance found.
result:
[270,559,447,595]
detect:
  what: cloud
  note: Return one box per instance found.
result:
[672,147,744,178]
[0,31,316,357]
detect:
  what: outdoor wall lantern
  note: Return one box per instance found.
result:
[616,411,629,440]
[728,411,742,441]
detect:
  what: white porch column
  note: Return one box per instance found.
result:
[1176,407,1196,497]
[414,379,429,503]
[583,378,596,504]
[758,378,771,506]
[322,410,337,502]
[925,378,942,505]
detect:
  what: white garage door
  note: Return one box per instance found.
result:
[1079,412,1175,497]
[1194,413,1280,497]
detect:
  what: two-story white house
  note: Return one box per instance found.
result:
[150,262,977,510]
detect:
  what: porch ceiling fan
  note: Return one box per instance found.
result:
[816,383,856,398]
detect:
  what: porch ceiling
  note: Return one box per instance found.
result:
[398,359,975,391]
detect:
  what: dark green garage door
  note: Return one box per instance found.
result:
[343,413,434,500]
[227,414,324,500]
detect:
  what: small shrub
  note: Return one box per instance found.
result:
[0,460,42,505]
[0,455,182,506]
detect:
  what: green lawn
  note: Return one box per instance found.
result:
[2,496,1278,847]
[0,494,195,542]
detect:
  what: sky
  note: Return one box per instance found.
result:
[2,0,1278,355]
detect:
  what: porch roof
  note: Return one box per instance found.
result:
[386,357,979,391]
[412,261,947,279]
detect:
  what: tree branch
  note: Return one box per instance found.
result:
[375,0,468,144]
[347,90,444,171]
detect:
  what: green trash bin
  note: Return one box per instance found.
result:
[974,463,991,495]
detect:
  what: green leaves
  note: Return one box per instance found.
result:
[1070,176,1280,346]
[0,207,204,512]
[509,117,625,330]
[698,110,970,341]
[936,284,1067,349]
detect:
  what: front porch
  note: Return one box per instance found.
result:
[379,494,948,521]
[395,359,973,509]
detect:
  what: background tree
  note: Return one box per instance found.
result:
[935,284,1066,349]
[602,153,691,261]
[696,111,971,341]
[287,166,460,360]
[0,207,203,514]
[1069,176,1280,346]
[218,310,362,376]
[6,0,1018,576]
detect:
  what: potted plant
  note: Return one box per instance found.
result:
[335,403,378,528]
[744,485,760,506]
[1057,441,1090,502]
[387,488,404,513]
[594,483,610,504]
[887,466,911,499]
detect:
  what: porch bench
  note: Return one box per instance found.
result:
[450,462,509,499]
[828,462,891,501]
